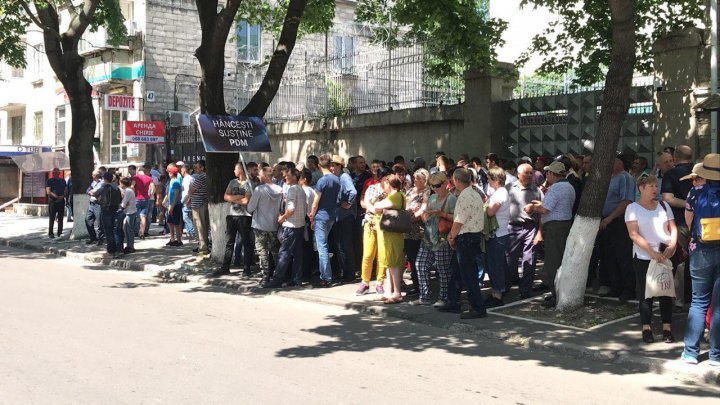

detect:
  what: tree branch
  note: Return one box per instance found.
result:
[21,1,62,41]
[241,0,308,116]
[63,0,78,19]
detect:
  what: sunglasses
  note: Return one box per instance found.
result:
[431,183,444,188]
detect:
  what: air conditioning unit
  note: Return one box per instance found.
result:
[168,111,190,127]
[124,20,137,36]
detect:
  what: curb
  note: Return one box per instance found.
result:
[4,236,719,386]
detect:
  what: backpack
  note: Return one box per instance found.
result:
[99,184,122,210]
[693,185,720,243]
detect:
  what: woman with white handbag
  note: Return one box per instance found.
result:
[625,175,678,344]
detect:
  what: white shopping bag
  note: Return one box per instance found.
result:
[645,259,676,299]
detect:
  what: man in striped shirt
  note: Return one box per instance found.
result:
[187,160,210,256]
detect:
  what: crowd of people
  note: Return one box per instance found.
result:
[46,146,719,366]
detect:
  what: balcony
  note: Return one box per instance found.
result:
[78,20,137,56]
[83,50,144,85]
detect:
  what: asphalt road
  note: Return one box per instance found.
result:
[0,245,717,404]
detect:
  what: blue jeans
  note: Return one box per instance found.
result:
[447,232,487,313]
[683,243,720,361]
[271,226,305,284]
[314,217,335,281]
[124,212,139,250]
[100,209,118,253]
[182,206,196,237]
[487,235,509,293]
[113,210,126,252]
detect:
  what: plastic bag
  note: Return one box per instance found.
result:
[645,258,675,298]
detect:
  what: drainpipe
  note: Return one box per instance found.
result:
[711,0,718,152]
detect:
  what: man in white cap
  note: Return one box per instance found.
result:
[527,161,576,307]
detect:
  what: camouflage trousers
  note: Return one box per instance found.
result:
[254,229,280,279]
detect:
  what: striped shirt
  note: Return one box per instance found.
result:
[189,172,208,208]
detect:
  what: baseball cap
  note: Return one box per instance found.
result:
[167,166,179,175]
[544,161,567,175]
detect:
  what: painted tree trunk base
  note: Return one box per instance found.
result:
[209,202,231,262]
[70,194,89,240]
[555,215,601,313]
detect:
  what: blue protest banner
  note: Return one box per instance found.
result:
[197,115,271,153]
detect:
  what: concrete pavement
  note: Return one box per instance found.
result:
[1,244,719,404]
[1,213,718,387]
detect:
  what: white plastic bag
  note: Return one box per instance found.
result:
[645,259,675,299]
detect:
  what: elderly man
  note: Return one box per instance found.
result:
[330,155,358,282]
[528,161,576,307]
[598,157,636,300]
[85,169,106,245]
[505,163,544,298]
[437,168,487,319]
[661,145,694,307]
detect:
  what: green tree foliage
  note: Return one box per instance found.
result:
[236,0,336,40]
[354,0,507,77]
[518,0,705,86]
[0,1,127,69]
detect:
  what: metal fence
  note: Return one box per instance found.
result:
[235,44,465,123]
[513,75,655,99]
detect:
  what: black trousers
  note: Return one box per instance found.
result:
[633,258,673,325]
[48,201,65,236]
[600,216,635,296]
[222,215,253,273]
[332,216,358,280]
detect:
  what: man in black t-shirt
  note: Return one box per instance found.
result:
[661,144,693,307]
[45,168,67,238]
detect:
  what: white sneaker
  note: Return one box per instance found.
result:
[433,299,446,308]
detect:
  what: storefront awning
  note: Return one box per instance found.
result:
[10,151,70,173]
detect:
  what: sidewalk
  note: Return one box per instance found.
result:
[1,213,718,386]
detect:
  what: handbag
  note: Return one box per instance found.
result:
[658,202,689,267]
[644,259,675,298]
[437,197,453,235]
[380,194,413,233]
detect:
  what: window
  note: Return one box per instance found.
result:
[55,106,66,146]
[31,44,45,77]
[237,21,261,63]
[334,36,355,74]
[33,112,43,144]
[110,110,127,162]
[11,66,24,78]
[11,116,23,144]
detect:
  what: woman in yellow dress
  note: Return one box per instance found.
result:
[370,173,406,303]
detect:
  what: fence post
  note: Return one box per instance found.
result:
[463,63,517,156]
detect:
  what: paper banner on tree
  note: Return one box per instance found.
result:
[197,115,271,153]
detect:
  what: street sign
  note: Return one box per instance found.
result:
[146,91,156,103]
[104,94,137,111]
[0,145,52,157]
[197,115,271,152]
[124,121,165,143]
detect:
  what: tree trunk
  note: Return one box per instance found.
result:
[555,0,636,312]
[34,2,97,238]
[66,71,96,239]
[195,0,308,260]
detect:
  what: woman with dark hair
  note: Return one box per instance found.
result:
[370,174,406,303]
